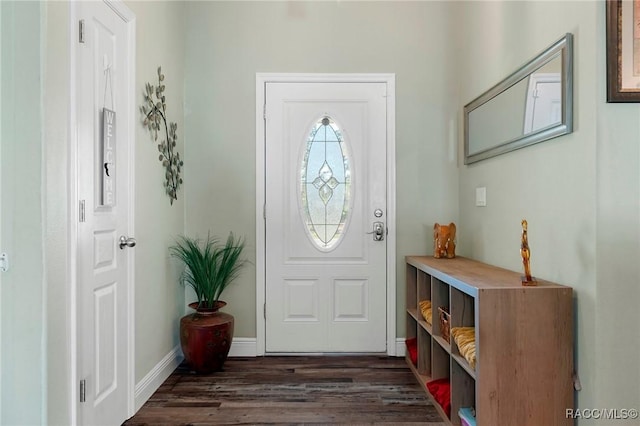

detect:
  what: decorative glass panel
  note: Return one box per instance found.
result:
[300,116,352,250]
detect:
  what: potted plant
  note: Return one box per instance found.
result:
[170,232,247,373]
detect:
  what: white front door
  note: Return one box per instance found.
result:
[265,81,388,353]
[75,1,135,424]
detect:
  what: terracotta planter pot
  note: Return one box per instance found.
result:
[180,301,234,374]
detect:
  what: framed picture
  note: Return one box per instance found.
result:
[607,0,640,102]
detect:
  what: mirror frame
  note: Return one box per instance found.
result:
[464,33,573,165]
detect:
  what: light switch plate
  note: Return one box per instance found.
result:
[476,187,487,207]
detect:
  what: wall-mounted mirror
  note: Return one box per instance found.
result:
[464,33,573,165]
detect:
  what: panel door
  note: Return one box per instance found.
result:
[265,82,387,352]
[76,1,134,424]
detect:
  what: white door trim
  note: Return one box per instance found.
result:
[0,4,3,420]
[68,1,136,422]
[255,73,396,356]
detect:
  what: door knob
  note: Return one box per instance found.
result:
[366,222,385,241]
[119,235,137,249]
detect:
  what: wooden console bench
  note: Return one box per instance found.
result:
[405,256,573,426]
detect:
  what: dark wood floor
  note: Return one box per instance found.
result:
[124,356,445,425]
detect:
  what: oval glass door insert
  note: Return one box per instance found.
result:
[300,116,352,251]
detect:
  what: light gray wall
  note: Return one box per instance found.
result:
[1,2,45,424]
[457,1,640,423]
[183,0,460,338]
[126,0,186,385]
[0,3,2,417]
[594,2,640,421]
[43,1,70,423]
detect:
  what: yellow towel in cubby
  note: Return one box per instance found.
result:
[419,300,432,325]
[451,326,476,369]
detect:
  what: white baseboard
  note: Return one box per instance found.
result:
[229,337,258,357]
[134,345,183,412]
[396,338,406,357]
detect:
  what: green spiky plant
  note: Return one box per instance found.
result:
[169,233,247,309]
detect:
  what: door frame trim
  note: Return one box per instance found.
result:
[69,1,136,422]
[255,73,397,356]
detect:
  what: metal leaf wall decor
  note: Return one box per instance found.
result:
[140,66,183,205]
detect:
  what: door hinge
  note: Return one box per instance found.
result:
[263,104,266,120]
[79,379,86,403]
[79,200,86,223]
[263,303,266,320]
[0,253,8,273]
[263,203,266,220]
[79,20,85,44]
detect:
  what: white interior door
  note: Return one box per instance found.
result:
[75,1,135,424]
[524,73,561,134]
[265,81,388,353]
